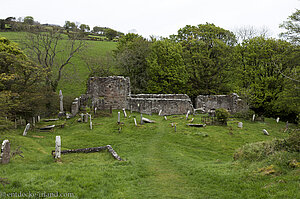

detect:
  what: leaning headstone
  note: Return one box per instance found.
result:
[118,112,120,124]
[276,117,280,123]
[142,117,155,123]
[158,110,162,116]
[252,114,255,122]
[263,129,269,136]
[23,123,30,136]
[238,122,243,128]
[134,118,137,127]
[0,140,10,164]
[164,116,167,120]
[186,110,190,120]
[55,136,61,159]
[123,108,127,118]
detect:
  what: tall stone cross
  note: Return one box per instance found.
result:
[59,90,64,112]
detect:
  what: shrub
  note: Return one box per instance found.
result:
[215,108,230,125]
[233,109,255,120]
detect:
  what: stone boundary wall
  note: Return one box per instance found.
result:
[195,93,247,114]
[130,94,190,100]
[128,97,194,115]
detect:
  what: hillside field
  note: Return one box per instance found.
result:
[0,32,117,97]
[0,111,299,198]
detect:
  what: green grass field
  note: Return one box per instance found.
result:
[0,32,117,97]
[1,112,299,198]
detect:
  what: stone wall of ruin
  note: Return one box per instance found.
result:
[195,93,247,114]
[128,96,194,115]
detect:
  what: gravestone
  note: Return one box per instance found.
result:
[80,113,84,121]
[23,123,30,136]
[37,115,40,122]
[276,117,280,123]
[158,110,162,116]
[130,105,133,114]
[89,114,92,130]
[59,90,64,112]
[84,114,89,123]
[252,114,255,122]
[123,108,127,118]
[190,118,194,123]
[186,110,190,120]
[118,112,120,124]
[263,129,269,136]
[14,119,17,129]
[238,122,243,128]
[55,136,61,159]
[164,116,167,120]
[33,117,35,127]
[1,140,10,164]
[134,118,137,126]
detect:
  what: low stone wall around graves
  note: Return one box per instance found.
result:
[128,97,194,115]
[195,93,248,114]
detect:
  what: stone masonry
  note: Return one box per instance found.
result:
[71,76,247,116]
[195,93,248,114]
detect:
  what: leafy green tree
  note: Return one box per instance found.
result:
[146,39,188,94]
[235,36,299,120]
[0,37,48,126]
[280,9,300,44]
[23,16,34,25]
[79,24,90,32]
[105,28,118,40]
[114,33,151,93]
[64,21,77,32]
[171,23,237,98]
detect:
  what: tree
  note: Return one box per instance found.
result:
[64,21,77,32]
[105,28,118,40]
[0,37,48,126]
[23,16,34,25]
[146,38,188,94]
[235,36,299,120]
[79,24,90,32]
[114,33,151,93]
[171,23,237,98]
[234,25,270,43]
[280,9,300,44]
[23,30,86,92]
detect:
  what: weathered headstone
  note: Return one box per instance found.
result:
[14,119,17,129]
[118,112,120,124]
[158,110,162,116]
[94,107,97,115]
[186,110,190,120]
[23,123,30,136]
[164,116,167,120]
[134,118,137,126]
[123,108,127,118]
[89,114,92,130]
[276,117,280,123]
[252,114,255,122]
[142,117,155,123]
[80,113,84,121]
[175,124,177,132]
[59,90,64,112]
[238,122,243,128]
[55,136,61,159]
[0,140,10,164]
[32,117,35,127]
[84,114,89,123]
[37,115,40,123]
[263,129,269,136]
[130,105,133,114]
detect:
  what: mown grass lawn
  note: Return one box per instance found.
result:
[1,111,299,198]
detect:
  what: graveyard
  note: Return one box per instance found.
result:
[0,107,299,198]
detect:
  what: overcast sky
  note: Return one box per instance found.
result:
[1,0,299,38]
